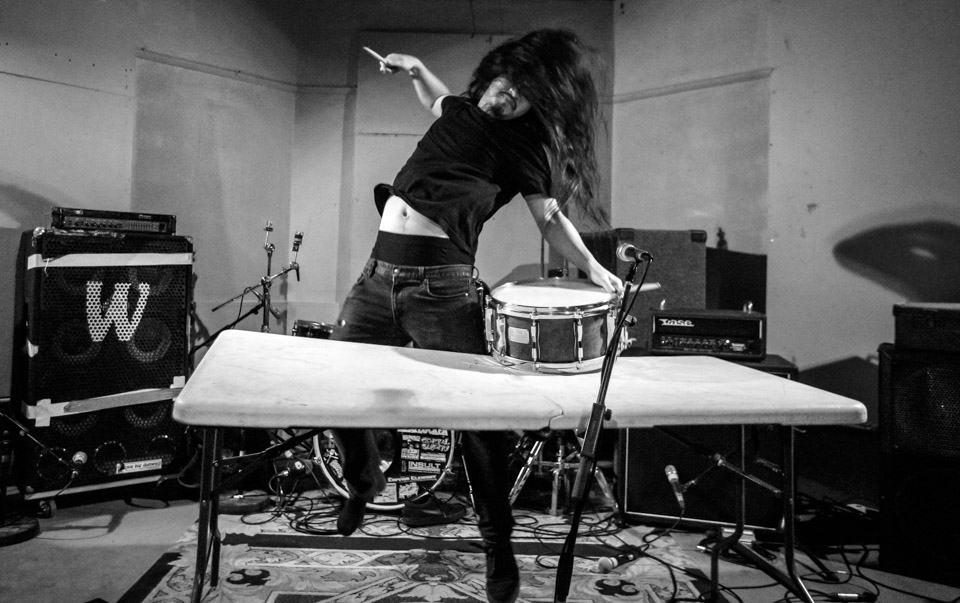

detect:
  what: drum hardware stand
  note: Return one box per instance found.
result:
[216,429,271,515]
[554,251,653,602]
[509,429,619,518]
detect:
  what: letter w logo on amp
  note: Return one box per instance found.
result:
[86,282,150,342]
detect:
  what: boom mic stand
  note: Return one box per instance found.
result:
[189,222,303,513]
[554,252,653,603]
[661,426,849,591]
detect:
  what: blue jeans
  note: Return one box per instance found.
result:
[330,258,515,544]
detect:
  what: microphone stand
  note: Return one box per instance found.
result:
[554,255,652,603]
[1,410,71,544]
[189,223,301,357]
[187,223,302,514]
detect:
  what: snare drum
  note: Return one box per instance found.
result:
[292,319,335,339]
[486,278,618,373]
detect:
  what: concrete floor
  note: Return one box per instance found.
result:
[1,483,958,603]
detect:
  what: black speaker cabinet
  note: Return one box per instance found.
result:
[578,228,707,352]
[705,247,767,314]
[11,229,193,497]
[619,356,796,530]
[878,343,960,587]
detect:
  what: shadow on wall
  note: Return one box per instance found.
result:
[834,219,960,302]
[0,185,59,397]
[800,356,879,426]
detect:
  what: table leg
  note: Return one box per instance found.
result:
[188,427,321,602]
[779,426,813,601]
[209,427,224,588]
[191,426,223,603]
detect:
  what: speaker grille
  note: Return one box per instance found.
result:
[12,229,193,497]
[23,230,191,403]
[878,343,960,586]
[880,345,960,458]
[15,399,188,495]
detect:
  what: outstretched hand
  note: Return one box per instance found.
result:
[368,50,423,77]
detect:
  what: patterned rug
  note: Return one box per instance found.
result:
[119,491,721,603]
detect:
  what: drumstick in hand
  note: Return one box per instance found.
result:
[362,46,398,73]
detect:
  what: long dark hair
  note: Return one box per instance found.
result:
[467,29,607,225]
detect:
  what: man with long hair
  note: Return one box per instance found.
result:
[330,29,621,603]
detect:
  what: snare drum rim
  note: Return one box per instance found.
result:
[488,277,617,315]
[292,319,335,338]
[490,349,606,373]
[293,319,334,329]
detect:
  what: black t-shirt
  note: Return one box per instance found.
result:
[385,95,552,261]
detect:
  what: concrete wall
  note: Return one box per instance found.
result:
[612,0,960,414]
[5,0,958,413]
[0,0,613,395]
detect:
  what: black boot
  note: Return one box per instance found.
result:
[484,542,520,603]
[401,491,468,527]
[336,496,367,536]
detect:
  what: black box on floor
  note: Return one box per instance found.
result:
[878,343,960,586]
[618,355,797,530]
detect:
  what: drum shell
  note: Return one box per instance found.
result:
[491,306,612,365]
[486,278,617,373]
[292,319,334,339]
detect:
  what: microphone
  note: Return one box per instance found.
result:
[291,232,303,281]
[664,464,686,511]
[597,549,641,573]
[827,593,877,602]
[71,450,88,479]
[616,243,653,263]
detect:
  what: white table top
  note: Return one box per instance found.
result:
[173,330,867,431]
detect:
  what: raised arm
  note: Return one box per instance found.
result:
[524,194,623,294]
[380,53,450,116]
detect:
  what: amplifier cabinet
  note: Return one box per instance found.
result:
[894,303,960,353]
[619,355,796,530]
[650,309,765,361]
[11,228,193,497]
[620,424,785,531]
[878,343,960,586]
[51,206,177,235]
